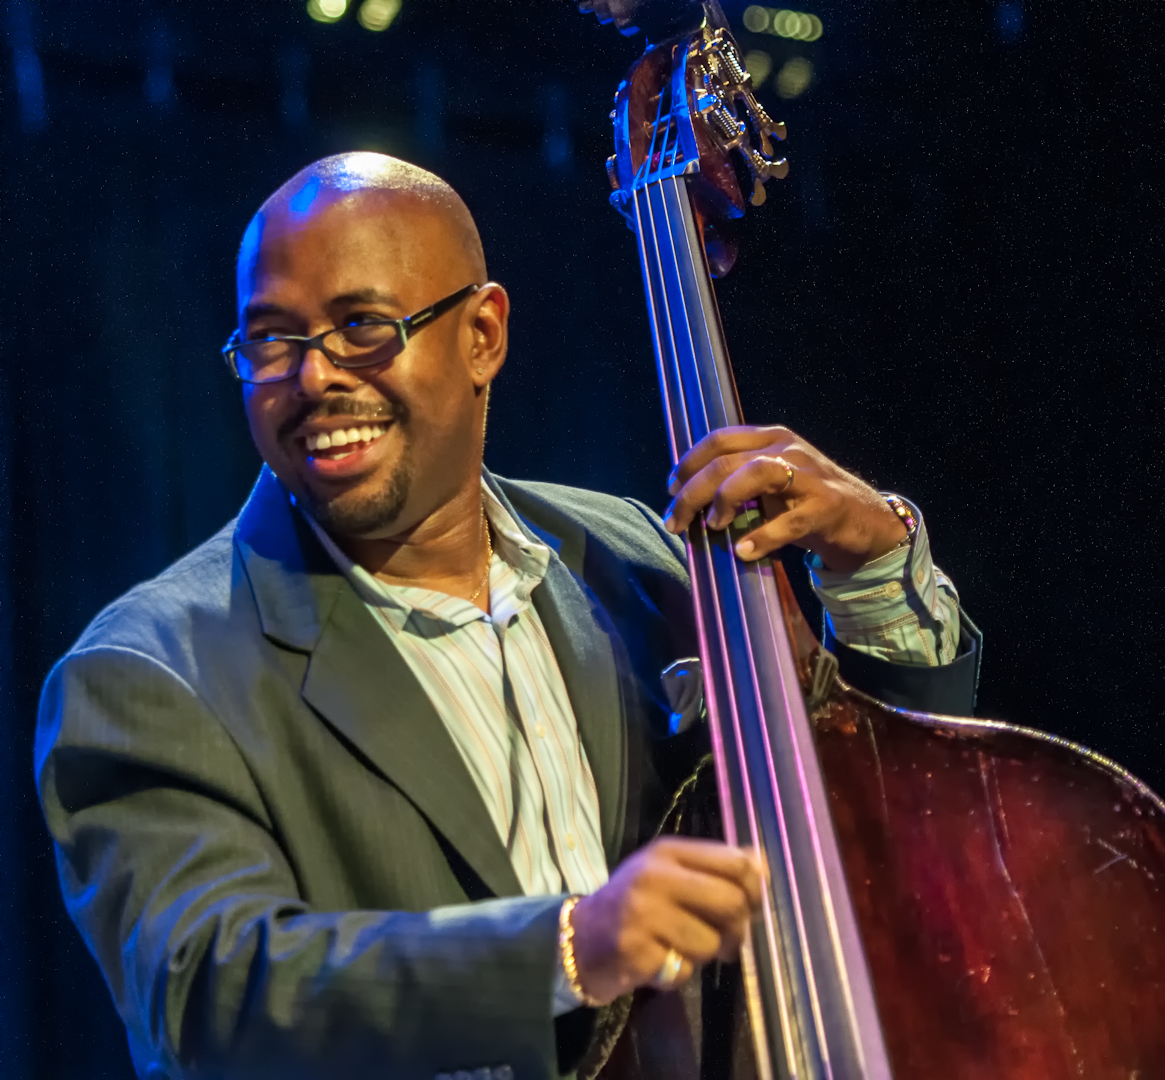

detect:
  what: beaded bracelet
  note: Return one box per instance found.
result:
[883,493,918,547]
[559,895,604,1008]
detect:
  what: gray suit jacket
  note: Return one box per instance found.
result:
[35,467,979,1080]
[35,467,701,1080]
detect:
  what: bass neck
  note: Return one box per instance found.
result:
[632,173,744,462]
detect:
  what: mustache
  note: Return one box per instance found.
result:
[278,395,408,442]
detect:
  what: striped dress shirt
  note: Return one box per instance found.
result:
[306,481,960,1014]
[307,483,610,900]
[807,495,961,666]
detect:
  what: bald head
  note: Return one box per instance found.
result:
[237,152,486,310]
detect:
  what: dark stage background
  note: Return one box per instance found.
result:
[1,0,1162,1074]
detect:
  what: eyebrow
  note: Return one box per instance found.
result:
[241,289,405,326]
[241,301,294,324]
[329,288,405,309]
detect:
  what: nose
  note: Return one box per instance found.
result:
[295,342,360,398]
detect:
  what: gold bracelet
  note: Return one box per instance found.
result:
[559,895,604,1008]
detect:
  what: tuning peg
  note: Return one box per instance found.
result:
[606,155,621,191]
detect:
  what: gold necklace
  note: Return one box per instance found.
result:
[467,512,493,604]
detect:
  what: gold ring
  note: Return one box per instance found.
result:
[773,455,794,494]
[653,947,684,990]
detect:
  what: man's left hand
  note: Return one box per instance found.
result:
[663,425,906,574]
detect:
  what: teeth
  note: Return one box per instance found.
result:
[305,424,388,453]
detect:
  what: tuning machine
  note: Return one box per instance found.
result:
[690,28,788,206]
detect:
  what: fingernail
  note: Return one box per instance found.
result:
[736,539,755,558]
[663,506,678,534]
[667,473,680,497]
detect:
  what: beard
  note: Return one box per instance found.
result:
[301,444,414,537]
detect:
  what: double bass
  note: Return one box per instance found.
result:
[580,2,1165,1076]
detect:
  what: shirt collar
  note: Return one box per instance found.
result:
[482,480,550,581]
[302,478,552,625]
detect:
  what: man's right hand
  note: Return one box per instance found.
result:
[569,836,763,1004]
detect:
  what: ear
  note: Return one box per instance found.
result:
[465,282,509,388]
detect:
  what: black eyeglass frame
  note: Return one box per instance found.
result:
[221,282,482,384]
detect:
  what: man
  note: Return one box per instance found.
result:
[36,153,979,1080]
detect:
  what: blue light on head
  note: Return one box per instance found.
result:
[236,211,265,314]
[289,175,321,215]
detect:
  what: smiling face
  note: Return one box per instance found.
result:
[237,182,505,541]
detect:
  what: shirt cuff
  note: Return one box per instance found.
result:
[806,496,960,666]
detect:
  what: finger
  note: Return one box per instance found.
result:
[648,906,750,977]
[705,455,801,531]
[668,426,795,496]
[636,859,756,932]
[651,838,763,905]
[647,905,724,966]
[733,501,822,561]
[708,897,754,962]
[714,920,748,962]
[664,451,758,534]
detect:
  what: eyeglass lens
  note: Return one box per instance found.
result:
[233,322,402,383]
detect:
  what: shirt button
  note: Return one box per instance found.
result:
[565,834,577,851]
[535,723,547,738]
[916,566,925,585]
[884,581,903,598]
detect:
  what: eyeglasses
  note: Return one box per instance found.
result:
[221,283,481,385]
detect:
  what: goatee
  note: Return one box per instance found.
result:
[304,453,413,537]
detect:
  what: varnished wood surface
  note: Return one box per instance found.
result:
[780,566,1165,1078]
[815,691,1165,1076]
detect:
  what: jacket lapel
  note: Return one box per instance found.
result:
[486,475,630,867]
[534,558,629,867]
[236,468,523,900]
[301,584,523,899]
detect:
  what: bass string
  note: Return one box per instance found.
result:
[649,158,830,1074]
[643,170,754,844]
[667,170,848,1075]
[660,183,884,1080]
[633,167,693,458]
[643,163,798,1050]
[630,197,762,1044]
[629,72,791,988]
[669,174,806,1039]
[633,195,684,466]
